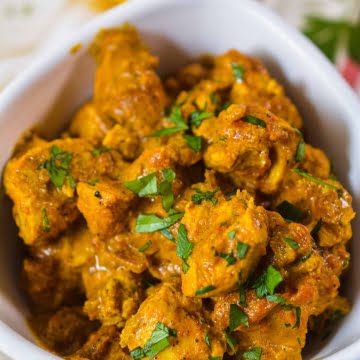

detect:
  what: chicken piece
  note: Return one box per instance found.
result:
[22,225,94,313]
[92,25,167,139]
[164,61,211,100]
[4,138,126,245]
[299,144,331,179]
[82,268,144,327]
[77,181,134,238]
[210,49,303,129]
[197,104,300,194]
[69,102,114,145]
[103,124,141,160]
[180,189,269,297]
[120,282,226,359]
[69,326,131,360]
[273,170,355,248]
[235,307,308,360]
[30,307,98,356]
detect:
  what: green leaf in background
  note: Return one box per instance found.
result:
[348,23,360,64]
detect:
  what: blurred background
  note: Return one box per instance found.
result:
[0,0,359,93]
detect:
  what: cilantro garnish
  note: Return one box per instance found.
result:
[195,285,216,296]
[275,200,304,222]
[138,240,152,253]
[204,332,211,349]
[191,187,219,205]
[176,224,193,273]
[183,134,202,152]
[40,145,75,189]
[282,237,300,250]
[190,109,214,128]
[224,329,237,352]
[232,63,244,82]
[41,208,50,232]
[215,250,236,266]
[295,136,305,162]
[129,322,177,359]
[293,168,342,196]
[134,212,184,233]
[149,106,188,137]
[242,115,266,128]
[236,242,249,259]
[243,346,262,360]
[252,265,283,298]
[229,304,249,331]
[92,145,109,157]
[228,230,236,240]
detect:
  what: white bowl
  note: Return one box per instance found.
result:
[1,0,360,359]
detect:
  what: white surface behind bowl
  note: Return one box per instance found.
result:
[1,0,360,359]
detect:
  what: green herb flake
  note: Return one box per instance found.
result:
[41,208,50,232]
[210,93,217,105]
[301,252,312,262]
[123,173,158,197]
[239,283,247,307]
[293,168,342,195]
[129,322,177,359]
[232,63,244,82]
[191,187,219,206]
[195,285,216,296]
[215,250,237,267]
[209,357,222,360]
[229,304,249,331]
[236,242,249,259]
[159,228,175,242]
[252,265,283,298]
[190,109,214,128]
[149,106,188,137]
[134,212,184,233]
[224,329,237,352]
[295,137,305,162]
[310,218,323,238]
[228,230,236,240]
[183,134,202,152]
[176,224,193,273]
[159,169,176,212]
[222,101,232,110]
[275,200,304,222]
[138,240,152,253]
[204,332,211,349]
[243,346,262,360]
[92,145,109,157]
[242,115,266,128]
[40,145,75,189]
[293,306,301,329]
[282,237,300,250]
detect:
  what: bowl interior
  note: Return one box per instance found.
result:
[1,0,360,359]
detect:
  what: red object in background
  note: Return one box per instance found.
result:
[340,57,360,89]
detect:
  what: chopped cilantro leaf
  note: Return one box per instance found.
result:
[159,228,175,242]
[243,346,262,360]
[204,332,211,349]
[293,168,342,196]
[229,304,249,331]
[149,106,188,137]
[123,173,158,197]
[293,307,301,328]
[275,200,304,222]
[224,329,237,352]
[191,187,219,205]
[183,134,202,152]
[129,322,176,359]
[41,208,50,232]
[282,237,300,250]
[176,224,193,273]
[40,145,75,189]
[134,212,184,233]
[228,230,236,240]
[190,110,214,128]
[215,250,236,266]
[195,285,216,296]
[232,63,244,82]
[236,242,249,259]
[242,115,266,128]
[295,137,305,162]
[92,145,109,157]
[138,240,152,253]
[252,265,283,298]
